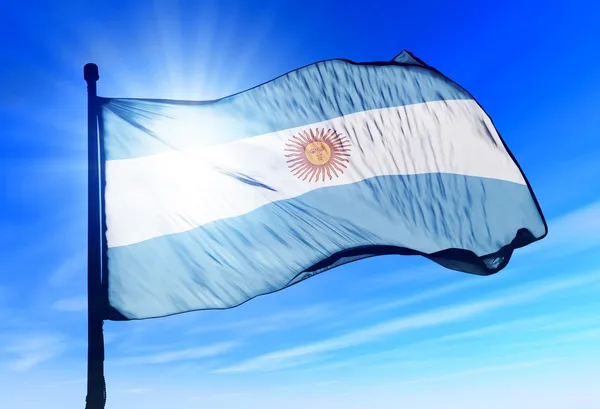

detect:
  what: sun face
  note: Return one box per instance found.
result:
[284,128,351,182]
[305,141,331,165]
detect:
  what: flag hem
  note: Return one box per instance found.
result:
[104,226,539,321]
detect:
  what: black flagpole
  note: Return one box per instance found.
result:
[84,63,106,409]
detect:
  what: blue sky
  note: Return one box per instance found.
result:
[1,0,600,408]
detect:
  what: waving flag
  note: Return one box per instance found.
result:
[98,51,547,320]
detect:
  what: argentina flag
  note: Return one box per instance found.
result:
[99,50,547,320]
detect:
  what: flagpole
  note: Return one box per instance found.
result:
[84,63,106,409]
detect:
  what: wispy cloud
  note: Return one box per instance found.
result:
[190,304,336,336]
[521,199,600,258]
[111,341,239,365]
[305,316,551,373]
[497,327,600,352]
[364,278,488,314]
[393,357,565,386]
[319,358,435,374]
[275,380,342,392]
[188,391,254,401]
[48,253,86,287]
[52,296,87,312]
[354,265,447,291]
[421,316,547,345]
[121,388,152,394]
[530,315,600,332]
[2,334,68,371]
[214,272,600,374]
[32,378,87,388]
[549,328,600,343]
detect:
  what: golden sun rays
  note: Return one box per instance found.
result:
[284,128,351,182]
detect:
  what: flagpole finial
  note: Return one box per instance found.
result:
[84,63,99,82]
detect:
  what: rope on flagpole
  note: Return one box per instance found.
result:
[84,63,107,409]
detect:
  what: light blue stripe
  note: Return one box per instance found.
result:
[107,173,546,320]
[100,59,472,160]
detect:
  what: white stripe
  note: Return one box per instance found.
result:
[105,99,525,248]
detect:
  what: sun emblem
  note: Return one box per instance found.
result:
[284,128,351,182]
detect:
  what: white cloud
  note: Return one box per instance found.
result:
[275,380,342,392]
[49,253,86,287]
[530,315,600,332]
[31,378,86,388]
[303,315,556,375]
[498,327,600,352]
[3,334,68,371]
[520,199,600,258]
[188,391,254,401]
[122,388,152,394]
[52,296,87,312]
[421,316,548,345]
[364,278,488,314]
[392,357,565,386]
[190,304,336,335]
[557,328,600,343]
[214,272,600,374]
[356,265,446,290]
[112,341,238,365]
